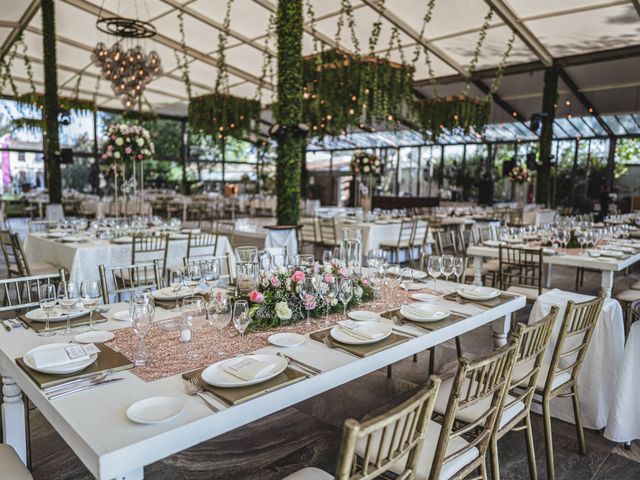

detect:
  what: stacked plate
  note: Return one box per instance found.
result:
[201,354,288,388]
[457,286,501,301]
[23,343,98,374]
[25,306,88,323]
[329,320,392,345]
[400,303,450,322]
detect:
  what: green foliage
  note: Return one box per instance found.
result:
[414,96,492,141]
[302,48,415,134]
[188,93,261,141]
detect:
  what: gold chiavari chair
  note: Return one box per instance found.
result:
[0,271,66,313]
[215,221,236,247]
[131,233,169,277]
[318,217,339,249]
[527,295,605,480]
[435,230,458,256]
[410,219,429,265]
[98,261,162,304]
[27,219,58,233]
[282,377,441,480]
[475,227,500,287]
[476,226,494,243]
[299,217,317,253]
[456,225,475,253]
[379,219,415,264]
[183,253,235,284]
[186,231,218,259]
[498,245,547,302]
[490,308,557,480]
[0,231,59,277]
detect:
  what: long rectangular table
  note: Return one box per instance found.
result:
[467,244,640,297]
[0,283,525,479]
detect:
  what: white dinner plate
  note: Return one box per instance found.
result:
[400,303,450,323]
[59,236,85,243]
[406,282,428,291]
[23,343,98,375]
[151,287,199,301]
[73,331,115,344]
[112,310,131,322]
[411,293,439,303]
[348,310,380,321]
[268,333,306,348]
[330,321,392,345]
[126,396,184,425]
[201,354,287,388]
[457,287,501,301]
[25,306,89,323]
[600,250,625,258]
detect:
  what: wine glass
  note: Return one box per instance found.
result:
[79,281,101,330]
[38,284,57,337]
[399,267,413,293]
[441,255,455,282]
[203,260,220,294]
[209,295,232,356]
[338,278,353,315]
[453,257,465,284]
[186,264,202,295]
[298,277,317,325]
[170,270,183,308]
[427,256,443,292]
[232,300,251,355]
[181,296,205,360]
[322,249,333,265]
[385,264,401,291]
[58,282,79,335]
[131,303,152,367]
[370,270,384,301]
[319,279,336,323]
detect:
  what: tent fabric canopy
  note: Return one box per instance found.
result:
[1,0,639,144]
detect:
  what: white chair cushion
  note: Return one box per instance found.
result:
[616,289,640,302]
[513,362,571,392]
[355,419,479,480]
[282,467,333,480]
[507,285,550,301]
[433,376,525,430]
[0,444,32,480]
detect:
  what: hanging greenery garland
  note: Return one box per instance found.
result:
[175,9,192,99]
[411,0,437,97]
[188,0,261,141]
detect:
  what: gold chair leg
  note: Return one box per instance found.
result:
[480,458,488,480]
[524,413,538,480]
[490,436,500,480]
[542,398,555,480]
[571,386,587,455]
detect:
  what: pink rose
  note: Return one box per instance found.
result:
[270,276,281,288]
[303,293,316,310]
[324,273,335,284]
[137,154,143,160]
[339,267,349,277]
[291,270,305,283]
[248,290,264,303]
[362,279,370,286]
[125,147,132,154]
[215,292,223,301]
[107,145,113,151]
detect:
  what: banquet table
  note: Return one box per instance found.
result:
[467,244,640,297]
[23,233,233,284]
[0,281,525,479]
[528,289,624,430]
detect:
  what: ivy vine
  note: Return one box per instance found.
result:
[175,9,192,99]
[489,30,516,96]
[463,8,494,95]
[411,0,437,97]
[368,0,385,55]
[214,0,233,94]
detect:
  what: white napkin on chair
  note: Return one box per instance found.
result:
[221,357,277,381]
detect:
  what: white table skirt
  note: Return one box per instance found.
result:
[604,320,640,443]
[264,228,298,257]
[24,234,233,284]
[529,289,625,429]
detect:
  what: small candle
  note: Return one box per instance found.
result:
[180,328,191,343]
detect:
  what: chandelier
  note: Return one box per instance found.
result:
[91,15,162,109]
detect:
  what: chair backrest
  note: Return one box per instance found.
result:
[477,226,494,243]
[457,226,476,253]
[183,253,235,282]
[215,221,235,246]
[411,219,429,246]
[502,308,557,432]
[28,219,58,233]
[0,230,27,277]
[186,231,218,259]
[132,233,169,275]
[435,231,458,256]
[319,218,337,246]
[98,261,162,304]
[396,219,415,248]
[299,217,317,244]
[431,338,519,480]
[338,377,441,480]
[0,271,65,313]
[544,294,605,395]
[498,245,543,294]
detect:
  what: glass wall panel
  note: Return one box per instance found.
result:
[398,147,419,196]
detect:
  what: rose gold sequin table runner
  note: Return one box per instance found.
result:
[110,287,423,382]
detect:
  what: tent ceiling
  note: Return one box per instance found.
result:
[0,0,639,136]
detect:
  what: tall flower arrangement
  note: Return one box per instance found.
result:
[101,123,155,163]
[351,151,382,179]
[508,166,530,184]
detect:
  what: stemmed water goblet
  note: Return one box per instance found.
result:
[232,300,251,355]
[58,281,79,335]
[338,278,353,316]
[370,269,384,301]
[322,249,333,265]
[38,284,57,337]
[298,276,317,325]
[186,264,202,295]
[441,255,454,283]
[453,257,465,284]
[203,260,220,295]
[399,267,413,294]
[208,295,232,356]
[385,264,401,291]
[427,256,443,292]
[79,281,101,331]
[170,270,183,308]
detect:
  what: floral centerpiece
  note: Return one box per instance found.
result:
[507,166,530,184]
[240,260,373,332]
[351,151,382,179]
[101,123,155,163]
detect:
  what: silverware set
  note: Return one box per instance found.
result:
[2,318,27,331]
[181,376,231,412]
[276,352,321,376]
[322,335,359,357]
[44,369,124,400]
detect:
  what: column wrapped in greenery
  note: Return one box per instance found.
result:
[275,0,303,226]
[41,0,61,204]
[537,68,558,206]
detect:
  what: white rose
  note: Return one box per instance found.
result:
[323,264,332,273]
[363,157,369,164]
[114,152,121,159]
[115,137,124,146]
[363,165,370,173]
[354,286,363,298]
[136,138,144,147]
[275,301,292,321]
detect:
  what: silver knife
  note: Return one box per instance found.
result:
[47,377,124,400]
[44,369,113,394]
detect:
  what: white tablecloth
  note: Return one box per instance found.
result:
[529,289,625,429]
[24,234,233,284]
[604,321,640,443]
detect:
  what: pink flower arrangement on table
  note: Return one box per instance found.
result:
[101,123,155,164]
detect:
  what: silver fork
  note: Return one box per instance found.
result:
[181,377,220,412]
[276,352,321,376]
[322,335,358,357]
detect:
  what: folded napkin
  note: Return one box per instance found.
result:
[338,320,386,340]
[401,304,446,320]
[26,344,91,369]
[460,286,496,298]
[221,357,277,381]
